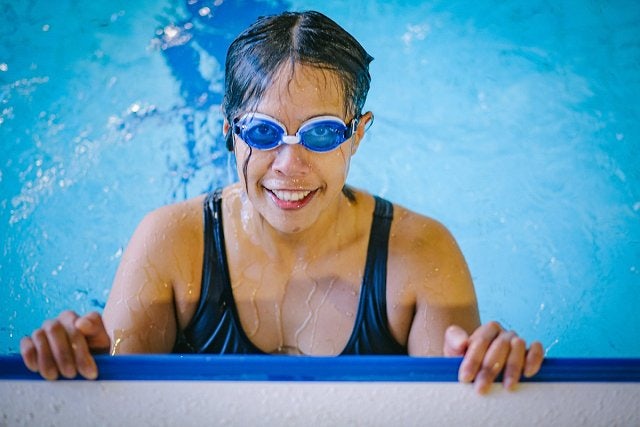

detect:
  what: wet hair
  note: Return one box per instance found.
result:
[223,10,374,151]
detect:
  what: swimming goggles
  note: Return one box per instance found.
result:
[233,112,357,152]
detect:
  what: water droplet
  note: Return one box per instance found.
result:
[114,247,123,258]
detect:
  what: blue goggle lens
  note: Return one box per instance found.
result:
[244,122,284,149]
[233,113,354,152]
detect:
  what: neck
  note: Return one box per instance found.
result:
[245,190,356,263]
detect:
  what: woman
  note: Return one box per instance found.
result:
[20,11,543,394]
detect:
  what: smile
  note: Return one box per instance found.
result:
[266,188,317,209]
[271,189,312,202]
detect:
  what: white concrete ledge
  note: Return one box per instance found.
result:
[1,356,639,426]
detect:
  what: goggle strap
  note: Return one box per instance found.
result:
[348,118,359,137]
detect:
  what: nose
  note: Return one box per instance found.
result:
[271,143,311,177]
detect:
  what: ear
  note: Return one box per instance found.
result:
[350,111,373,155]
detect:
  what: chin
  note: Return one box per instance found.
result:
[264,212,315,235]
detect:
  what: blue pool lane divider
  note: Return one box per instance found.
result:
[1,355,639,382]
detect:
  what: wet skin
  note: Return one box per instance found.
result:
[21,64,543,393]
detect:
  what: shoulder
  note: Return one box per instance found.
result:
[131,194,207,258]
[125,193,209,280]
[139,194,206,238]
[389,202,458,259]
[387,202,475,304]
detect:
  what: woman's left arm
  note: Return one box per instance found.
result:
[394,210,543,393]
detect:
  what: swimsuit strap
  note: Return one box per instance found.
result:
[340,196,406,354]
[173,189,263,353]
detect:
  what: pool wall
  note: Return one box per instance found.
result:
[1,356,639,426]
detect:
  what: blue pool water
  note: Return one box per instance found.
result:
[1,0,638,356]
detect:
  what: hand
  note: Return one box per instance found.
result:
[444,321,544,394]
[20,311,111,380]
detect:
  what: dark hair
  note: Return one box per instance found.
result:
[223,10,374,151]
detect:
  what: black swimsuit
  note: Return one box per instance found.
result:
[173,189,406,355]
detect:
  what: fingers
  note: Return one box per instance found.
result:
[75,312,101,334]
[457,321,502,391]
[19,336,38,373]
[19,311,103,380]
[454,322,545,394]
[20,332,60,380]
[502,336,526,390]
[524,341,544,377]
[30,326,63,380]
[443,325,469,356]
[42,316,78,379]
[76,312,111,354]
[65,314,99,380]
[474,331,520,393]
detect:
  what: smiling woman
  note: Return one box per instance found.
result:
[15,9,548,394]
[1,0,639,384]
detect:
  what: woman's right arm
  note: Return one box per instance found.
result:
[20,204,196,379]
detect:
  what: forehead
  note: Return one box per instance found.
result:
[256,63,346,120]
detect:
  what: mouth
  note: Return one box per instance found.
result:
[266,188,317,210]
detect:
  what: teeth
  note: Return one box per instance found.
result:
[271,189,312,202]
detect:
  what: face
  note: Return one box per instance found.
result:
[228,64,369,235]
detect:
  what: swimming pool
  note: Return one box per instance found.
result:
[1,0,638,357]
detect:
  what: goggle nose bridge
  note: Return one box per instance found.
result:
[282,135,301,145]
